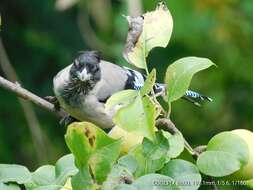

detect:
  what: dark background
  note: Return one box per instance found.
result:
[0,0,252,186]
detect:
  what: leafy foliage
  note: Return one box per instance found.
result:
[160,159,201,190]
[126,174,179,190]
[0,183,20,190]
[25,154,77,190]
[197,131,249,177]
[1,2,252,190]
[0,165,31,184]
[0,154,77,190]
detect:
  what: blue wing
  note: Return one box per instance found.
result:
[123,67,145,90]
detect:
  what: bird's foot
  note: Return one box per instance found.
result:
[60,115,79,127]
[45,96,60,111]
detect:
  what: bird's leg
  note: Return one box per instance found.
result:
[44,96,77,126]
[44,96,60,111]
[60,115,79,127]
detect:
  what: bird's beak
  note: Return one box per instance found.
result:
[77,69,91,82]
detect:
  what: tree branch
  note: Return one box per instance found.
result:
[0,75,66,118]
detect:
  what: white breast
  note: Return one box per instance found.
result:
[53,63,114,128]
[53,65,72,96]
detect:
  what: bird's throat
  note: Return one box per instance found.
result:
[61,79,95,104]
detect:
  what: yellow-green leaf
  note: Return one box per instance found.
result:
[140,69,156,96]
[65,122,122,183]
[105,90,138,113]
[113,94,156,141]
[126,2,173,69]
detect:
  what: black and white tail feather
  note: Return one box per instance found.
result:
[183,90,213,106]
[123,66,212,106]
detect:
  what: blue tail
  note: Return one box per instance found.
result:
[154,84,212,106]
[183,90,212,106]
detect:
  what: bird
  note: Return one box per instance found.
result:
[52,50,212,128]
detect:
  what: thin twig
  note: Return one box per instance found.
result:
[0,75,66,118]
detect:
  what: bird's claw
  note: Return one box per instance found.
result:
[44,96,61,111]
[60,115,78,127]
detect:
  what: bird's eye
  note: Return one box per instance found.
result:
[88,64,97,71]
[90,64,95,69]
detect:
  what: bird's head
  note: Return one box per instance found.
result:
[70,51,101,84]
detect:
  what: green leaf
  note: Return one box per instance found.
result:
[162,131,184,158]
[125,131,172,178]
[102,165,134,190]
[160,159,201,190]
[65,123,92,168]
[25,154,78,190]
[112,174,180,190]
[165,57,215,103]
[143,131,169,160]
[114,94,156,141]
[26,165,55,190]
[247,179,253,189]
[54,154,78,184]
[207,132,249,165]
[117,155,138,174]
[0,164,31,184]
[65,124,93,189]
[65,122,122,183]
[197,131,250,177]
[90,139,122,183]
[0,183,20,190]
[197,151,241,177]
[125,3,173,69]
[105,90,138,112]
[140,69,156,96]
[71,170,93,190]
[130,145,166,178]
[113,184,137,190]
[132,174,180,190]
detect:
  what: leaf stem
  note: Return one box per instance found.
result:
[167,102,171,118]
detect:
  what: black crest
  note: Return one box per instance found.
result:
[77,50,101,65]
